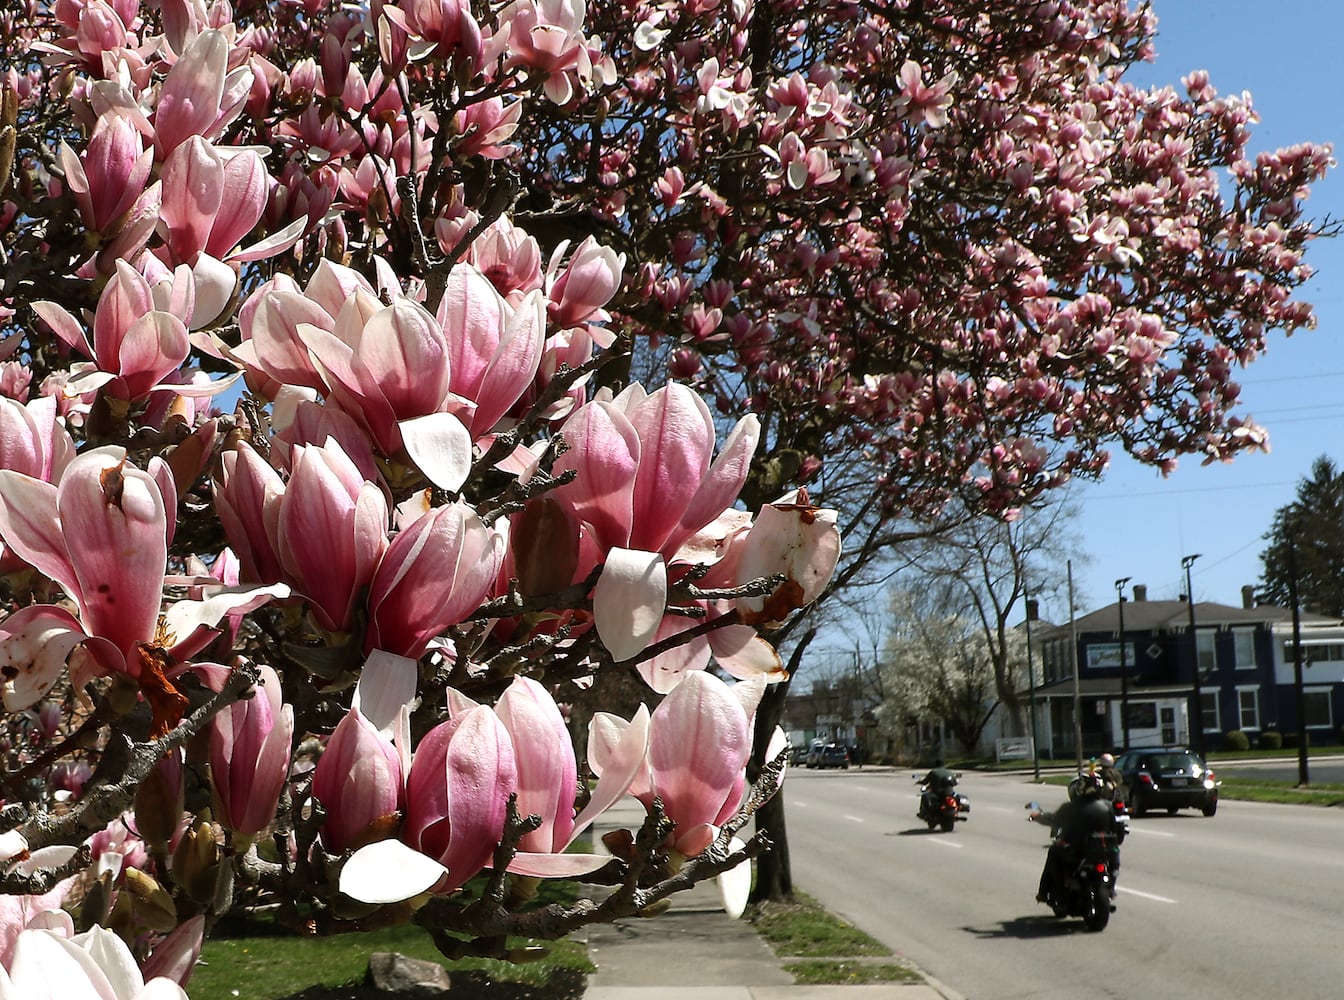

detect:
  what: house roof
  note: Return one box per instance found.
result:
[1033,598,1337,638]
[1027,677,1194,699]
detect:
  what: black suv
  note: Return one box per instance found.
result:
[1114,747,1218,817]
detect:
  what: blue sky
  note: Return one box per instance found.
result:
[1062,0,1344,615]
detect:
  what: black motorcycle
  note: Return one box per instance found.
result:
[1027,800,1119,932]
[914,774,970,832]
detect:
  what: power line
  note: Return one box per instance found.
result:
[1084,480,1297,500]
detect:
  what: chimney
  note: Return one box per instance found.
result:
[1242,585,1255,609]
[1132,584,1147,602]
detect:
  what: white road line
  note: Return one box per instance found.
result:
[927,838,964,849]
[1131,826,1176,838]
[1117,886,1177,904]
[843,814,865,823]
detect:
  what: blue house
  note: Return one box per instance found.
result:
[1027,583,1341,757]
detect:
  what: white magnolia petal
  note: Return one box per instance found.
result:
[506,852,611,878]
[400,412,472,493]
[339,840,447,904]
[132,980,190,1000]
[572,703,649,839]
[73,925,143,1000]
[717,837,752,919]
[593,548,666,662]
[0,830,27,864]
[710,628,785,682]
[150,370,242,397]
[766,725,790,768]
[354,650,419,737]
[160,583,290,642]
[228,215,307,263]
[185,253,236,329]
[10,930,116,1000]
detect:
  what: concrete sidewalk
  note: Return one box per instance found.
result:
[583,800,958,1000]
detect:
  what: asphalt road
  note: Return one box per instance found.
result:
[783,767,1344,1000]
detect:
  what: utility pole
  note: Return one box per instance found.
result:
[1025,597,1041,782]
[1115,576,1131,752]
[1287,520,1310,787]
[1068,561,1082,771]
[1182,554,1203,757]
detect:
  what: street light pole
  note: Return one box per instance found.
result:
[1068,560,1082,771]
[1025,598,1041,782]
[1182,554,1203,757]
[1115,576,1131,752]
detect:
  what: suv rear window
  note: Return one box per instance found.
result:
[1145,753,1198,771]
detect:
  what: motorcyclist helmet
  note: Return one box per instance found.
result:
[1067,771,1105,801]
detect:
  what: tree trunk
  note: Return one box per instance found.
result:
[747,631,813,904]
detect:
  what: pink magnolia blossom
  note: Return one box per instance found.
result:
[498,677,648,877]
[365,500,503,658]
[58,112,154,238]
[494,0,592,105]
[276,439,390,633]
[401,704,517,891]
[545,236,625,330]
[208,663,294,840]
[153,28,251,159]
[310,706,404,853]
[437,264,546,439]
[32,261,190,403]
[0,447,169,666]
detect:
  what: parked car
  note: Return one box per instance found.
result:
[1113,747,1219,817]
[805,742,850,769]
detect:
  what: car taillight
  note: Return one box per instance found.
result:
[1139,773,1155,787]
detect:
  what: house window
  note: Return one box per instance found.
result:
[1199,691,1220,733]
[1196,630,1217,675]
[1287,642,1344,666]
[1237,687,1260,730]
[1303,688,1333,729]
[1232,629,1256,670]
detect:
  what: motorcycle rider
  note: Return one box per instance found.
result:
[1029,770,1117,910]
[1098,753,1123,798]
[919,760,958,819]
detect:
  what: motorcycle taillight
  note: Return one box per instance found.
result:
[1094,862,1108,874]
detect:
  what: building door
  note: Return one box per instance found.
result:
[1161,705,1177,745]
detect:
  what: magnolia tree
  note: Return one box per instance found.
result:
[0,0,849,994]
[0,0,1334,991]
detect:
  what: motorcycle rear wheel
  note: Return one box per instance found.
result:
[1082,886,1110,932]
[940,815,955,833]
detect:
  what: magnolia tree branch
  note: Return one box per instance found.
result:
[18,663,262,851]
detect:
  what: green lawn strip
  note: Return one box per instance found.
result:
[1214,777,1344,806]
[189,855,595,1000]
[747,891,921,986]
[784,960,924,986]
[1036,771,1344,806]
[189,920,592,1000]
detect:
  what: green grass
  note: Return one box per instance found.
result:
[188,917,593,1000]
[746,890,920,987]
[1037,770,1344,807]
[785,960,923,985]
[1214,776,1344,806]
[188,860,595,1000]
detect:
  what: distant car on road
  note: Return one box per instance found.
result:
[805,742,850,769]
[1114,747,1219,816]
